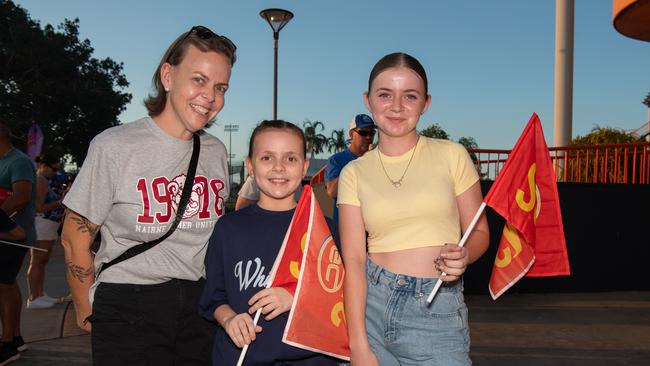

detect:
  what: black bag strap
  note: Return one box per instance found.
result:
[97,133,201,277]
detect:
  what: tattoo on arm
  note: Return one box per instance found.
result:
[70,213,100,238]
[67,261,94,283]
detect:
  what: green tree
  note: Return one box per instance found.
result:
[569,125,636,146]
[643,91,650,108]
[419,123,450,140]
[457,136,478,150]
[327,128,347,153]
[419,123,481,148]
[303,119,327,158]
[568,125,637,183]
[1,0,131,164]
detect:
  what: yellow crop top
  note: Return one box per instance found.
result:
[337,137,479,253]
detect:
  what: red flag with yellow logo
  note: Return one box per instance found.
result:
[265,187,312,297]
[279,185,350,360]
[484,113,570,299]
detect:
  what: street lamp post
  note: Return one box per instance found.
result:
[260,8,294,120]
[224,124,239,190]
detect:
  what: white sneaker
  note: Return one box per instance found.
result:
[40,293,61,303]
[26,296,57,309]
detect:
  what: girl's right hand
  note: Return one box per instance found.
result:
[350,348,379,366]
[223,313,263,348]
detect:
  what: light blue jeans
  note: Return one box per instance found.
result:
[365,257,471,366]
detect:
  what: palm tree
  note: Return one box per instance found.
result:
[303,119,328,158]
[327,129,347,153]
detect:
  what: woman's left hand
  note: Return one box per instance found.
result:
[435,244,469,281]
[248,287,293,321]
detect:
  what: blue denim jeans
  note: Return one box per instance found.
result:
[365,258,471,366]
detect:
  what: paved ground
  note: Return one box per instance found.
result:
[3,243,649,365]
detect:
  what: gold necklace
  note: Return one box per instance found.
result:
[378,136,419,188]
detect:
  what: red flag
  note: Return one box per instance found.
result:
[266,187,312,296]
[239,187,346,365]
[484,113,570,299]
[281,185,350,360]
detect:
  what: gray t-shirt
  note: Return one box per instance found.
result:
[64,117,229,291]
[237,176,259,200]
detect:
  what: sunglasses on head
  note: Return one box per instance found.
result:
[354,129,375,137]
[166,25,237,62]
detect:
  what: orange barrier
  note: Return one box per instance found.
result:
[310,166,326,185]
[311,143,650,184]
[470,142,650,184]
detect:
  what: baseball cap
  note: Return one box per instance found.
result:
[348,114,375,131]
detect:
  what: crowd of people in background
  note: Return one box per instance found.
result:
[26,154,64,309]
[0,124,75,364]
[0,25,488,366]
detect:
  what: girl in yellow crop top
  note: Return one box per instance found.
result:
[338,52,489,366]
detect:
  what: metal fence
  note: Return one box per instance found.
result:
[470,142,650,184]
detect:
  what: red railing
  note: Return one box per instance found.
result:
[469,142,650,184]
[310,166,326,185]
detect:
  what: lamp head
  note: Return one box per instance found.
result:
[260,8,294,34]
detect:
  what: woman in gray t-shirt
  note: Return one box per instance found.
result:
[61,26,237,366]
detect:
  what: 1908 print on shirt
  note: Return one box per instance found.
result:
[134,173,226,234]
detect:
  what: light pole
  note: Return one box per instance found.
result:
[260,8,294,120]
[224,124,239,190]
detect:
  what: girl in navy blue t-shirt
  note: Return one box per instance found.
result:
[199,120,340,366]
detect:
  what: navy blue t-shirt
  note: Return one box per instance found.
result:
[199,204,341,366]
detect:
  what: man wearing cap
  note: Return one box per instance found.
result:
[325,114,376,222]
[0,122,36,365]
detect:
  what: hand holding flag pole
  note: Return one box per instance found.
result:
[235,309,262,366]
[427,202,486,303]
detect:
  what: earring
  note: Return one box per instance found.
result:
[164,87,169,92]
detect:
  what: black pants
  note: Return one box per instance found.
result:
[90,279,215,366]
[0,245,27,284]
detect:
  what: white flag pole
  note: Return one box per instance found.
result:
[235,309,262,366]
[0,239,48,252]
[427,202,486,303]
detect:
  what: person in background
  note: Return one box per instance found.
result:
[0,122,36,365]
[26,153,64,309]
[60,25,236,365]
[338,52,489,365]
[325,114,375,222]
[234,175,259,210]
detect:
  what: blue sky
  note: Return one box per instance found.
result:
[13,0,650,162]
